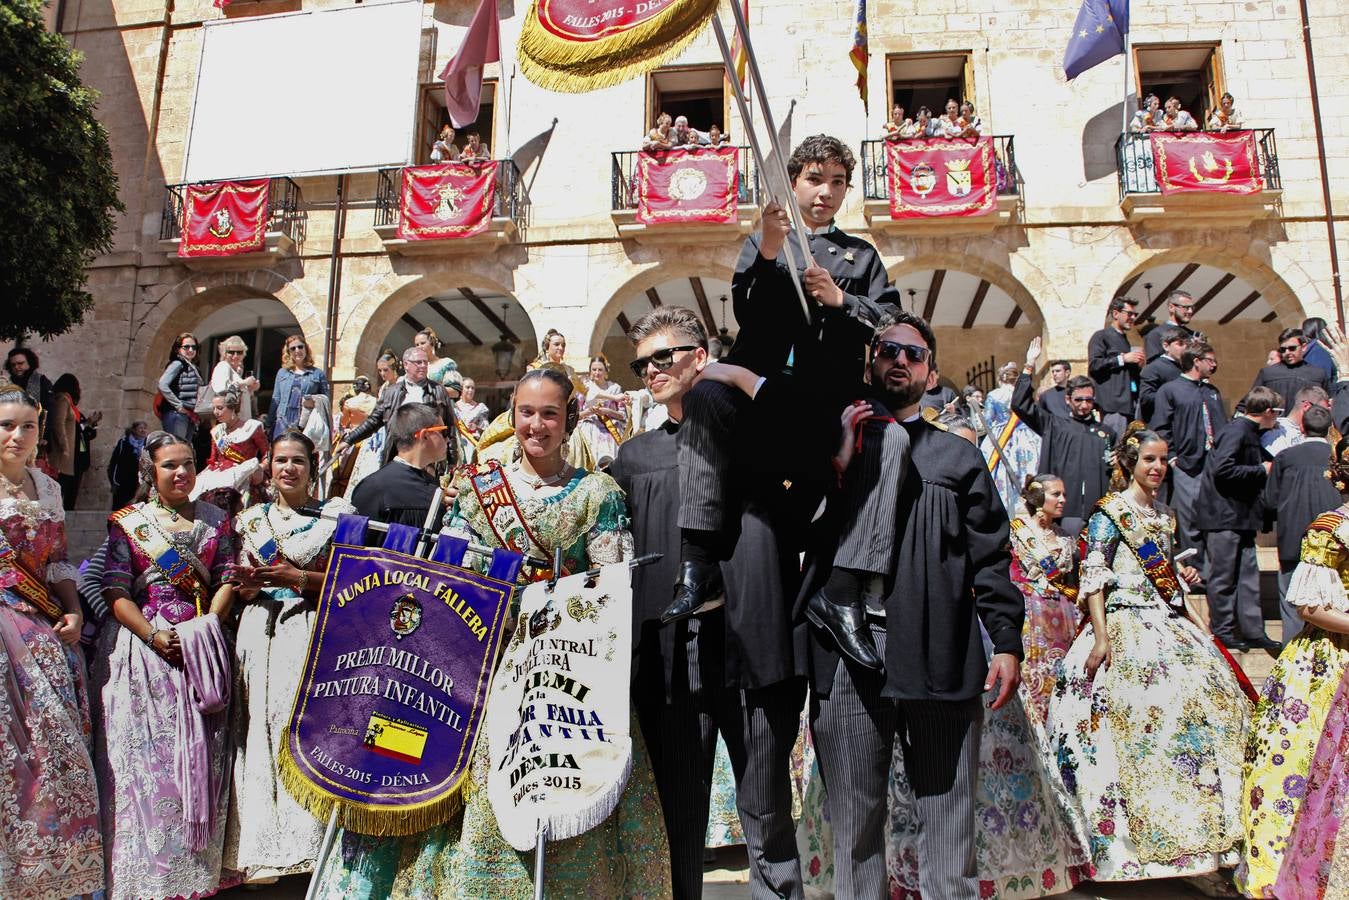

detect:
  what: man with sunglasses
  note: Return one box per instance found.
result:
[613,307,808,899]
[1087,296,1144,417]
[1013,336,1126,535]
[336,346,457,466]
[669,134,898,628]
[1143,290,1200,363]
[802,311,1022,900]
[1251,327,1332,411]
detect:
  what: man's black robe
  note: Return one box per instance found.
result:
[1011,374,1121,523]
[1264,439,1341,567]
[802,416,1023,701]
[350,458,439,529]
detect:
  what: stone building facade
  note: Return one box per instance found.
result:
[32,0,1349,545]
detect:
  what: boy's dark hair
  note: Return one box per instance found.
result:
[1303,405,1333,438]
[1065,375,1095,395]
[627,307,708,349]
[1158,325,1188,346]
[389,402,442,453]
[787,135,856,185]
[1049,359,1071,371]
[1181,340,1214,371]
[1279,327,1305,345]
[1109,296,1137,314]
[1242,386,1282,415]
[871,310,937,367]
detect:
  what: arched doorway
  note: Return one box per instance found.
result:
[889,268,1041,393]
[1116,262,1295,407]
[191,296,304,421]
[379,288,537,417]
[595,276,737,390]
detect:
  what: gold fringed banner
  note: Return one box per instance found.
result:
[518,0,721,92]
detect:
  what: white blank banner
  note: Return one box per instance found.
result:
[184,1,423,182]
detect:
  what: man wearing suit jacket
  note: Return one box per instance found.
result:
[1264,405,1342,645]
[1197,386,1280,652]
[1087,297,1143,417]
[337,346,457,464]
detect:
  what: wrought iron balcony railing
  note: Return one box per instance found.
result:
[374,159,527,229]
[1115,129,1281,199]
[159,176,305,245]
[860,135,1022,201]
[610,146,759,211]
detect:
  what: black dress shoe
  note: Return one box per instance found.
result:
[662,560,726,625]
[805,590,884,671]
[1247,635,1282,654]
[1217,636,1249,653]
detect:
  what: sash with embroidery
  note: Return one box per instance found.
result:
[110,505,210,616]
[1009,517,1079,603]
[455,417,479,450]
[0,527,64,623]
[1095,492,1182,605]
[600,414,625,445]
[239,507,283,566]
[463,461,552,577]
[214,425,252,465]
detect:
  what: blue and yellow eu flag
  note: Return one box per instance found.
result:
[1063,0,1128,80]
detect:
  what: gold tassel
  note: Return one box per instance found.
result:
[517,0,722,93]
[276,738,466,837]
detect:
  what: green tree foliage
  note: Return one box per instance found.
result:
[0,0,123,340]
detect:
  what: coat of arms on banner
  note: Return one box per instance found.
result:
[487,562,635,850]
[945,156,972,196]
[910,162,936,198]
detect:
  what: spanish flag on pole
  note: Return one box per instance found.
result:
[726,0,749,88]
[850,0,869,110]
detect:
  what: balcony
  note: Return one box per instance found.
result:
[159,177,305,269]
[610,146,761,243]
[860,136,1022,235]
[1115,129,1282,227]
[374,160,526,255]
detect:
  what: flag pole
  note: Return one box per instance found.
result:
[1121,27,1131,134]
[723,0,816,274]
[710,15,812,320]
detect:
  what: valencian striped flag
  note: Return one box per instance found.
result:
[1063,0,1128,80]
[850,0,869,109]
[725,0,749,88]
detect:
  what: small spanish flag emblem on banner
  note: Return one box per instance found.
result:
[364,714,429,765]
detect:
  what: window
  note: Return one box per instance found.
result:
[646,66,728,136]
[417,81,496,163]
[1134,43,1224,127]
[887,52,975,120]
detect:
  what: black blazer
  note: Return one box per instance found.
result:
[1197,416,1268,532]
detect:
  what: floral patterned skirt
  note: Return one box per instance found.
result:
[314,714,672,899]
[0,597,103,899]
[1046,600,1249,882]
[1017,584,1081,726]
[1276,664,1349,900]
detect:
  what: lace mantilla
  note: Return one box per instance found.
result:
[236,497,355,568]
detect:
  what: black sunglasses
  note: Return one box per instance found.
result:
[872,340,931,364]
[629,345,697,378]
[1278,344,1301,353]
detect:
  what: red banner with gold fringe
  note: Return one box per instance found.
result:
[397,163,499,241]
[886,137,996,219]
[1150,130,1263,195]
[178,179,269,257]
[636,147,738,225]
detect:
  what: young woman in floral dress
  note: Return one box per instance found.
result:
[0,385,103,898]
[1046,424,1251,882]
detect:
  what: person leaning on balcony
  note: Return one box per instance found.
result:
[1207,91,1243,131]
[1161,96,1198,131]
[934,97,964,137]
[904,105,932,138]
[431,123,459,163]
[672,115,707,148]
[882,103,912,141]
[1129,93,1162,132]
[955,100,984,137]
[642,112,674,151]
[707,123,730,147]
[462,130,491,161]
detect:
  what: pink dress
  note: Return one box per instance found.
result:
[94,501,236,900]
[1277,670,1349,899]
[0,468,103,898]
[1007,518,1082,725]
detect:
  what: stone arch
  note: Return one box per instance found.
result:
[346,269,530,383]
[884,252,1050,328]
[136,266,322,390]
[586,248,740,357]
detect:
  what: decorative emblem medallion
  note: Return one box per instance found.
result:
[910,162,936,198]
[945,156,972,197]
[1189,150,1234,184]
[208,209,235,239]
[389,593,422,640]
[668,166,708,202]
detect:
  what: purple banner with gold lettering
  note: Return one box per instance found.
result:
[280,534,515,834]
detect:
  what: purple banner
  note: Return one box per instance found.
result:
[281,542,514,834]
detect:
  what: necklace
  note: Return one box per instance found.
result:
[154,495,190,523]
[513,461,572,489]
[0,470,28,500]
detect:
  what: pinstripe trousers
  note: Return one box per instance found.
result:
[635,621,806,899]
[811,627,983,900]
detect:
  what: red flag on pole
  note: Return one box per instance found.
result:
[850,0,869,110]
[441,0,501,129]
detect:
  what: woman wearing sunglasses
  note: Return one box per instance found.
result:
[315,367,672,898]
[267,335,329,439]
[204,335,260,421]
[156,332,203,443]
